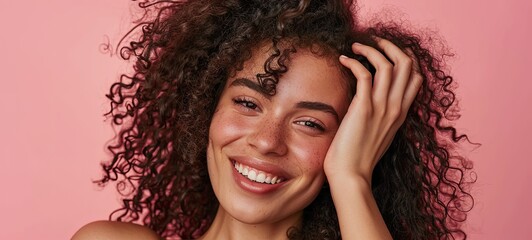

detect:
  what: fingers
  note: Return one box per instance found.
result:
[341,39,422,120]
[339,55,373,102]
[330,39,424,182]
[373,38,413,106]
[350,42,393,102]
[402,48,423,112]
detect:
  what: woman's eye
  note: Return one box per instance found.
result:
[233,98,259,110]
[295,120,325,131]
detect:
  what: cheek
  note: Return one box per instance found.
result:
[291,138,332,174]
[209,108,250,147]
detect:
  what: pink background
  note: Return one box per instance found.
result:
[1,0,530,239]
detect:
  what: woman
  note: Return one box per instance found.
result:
[73,0,474,239]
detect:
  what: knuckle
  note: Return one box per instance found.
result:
[357,72,372,81]
[382,100,402,120]
[401,57,413,69]
[377,62,393,72]
[388,107,402,121]
[358,103,373,118]
[375,105,387,118]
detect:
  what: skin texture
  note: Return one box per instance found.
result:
[202,46,350,240]
[71,221,160,240]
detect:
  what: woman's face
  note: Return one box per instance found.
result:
[207,45,350,226]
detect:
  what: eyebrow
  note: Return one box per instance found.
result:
[230,77,271,99]
[229,77,340,122]
[296,101,339,123]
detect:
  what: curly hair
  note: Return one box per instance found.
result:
[98,0,475,239]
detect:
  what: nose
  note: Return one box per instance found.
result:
[246,117,288,156]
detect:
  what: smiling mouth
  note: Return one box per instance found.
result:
[233,161,285,184]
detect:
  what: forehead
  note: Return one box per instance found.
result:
[227,44,351,116]
[233,43,350,91]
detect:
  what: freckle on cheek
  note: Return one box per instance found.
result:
[315,150,324,167]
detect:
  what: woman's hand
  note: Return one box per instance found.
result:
[323,38,423,240]
[323,38,423,184]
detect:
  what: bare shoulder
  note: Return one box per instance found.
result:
[71,220,161,240]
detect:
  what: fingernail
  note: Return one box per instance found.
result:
[353,42,362,46]
[339,55,348,59]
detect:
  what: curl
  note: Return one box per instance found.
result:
[97,0,475,239]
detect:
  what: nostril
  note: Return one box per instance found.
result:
[247,121,288,155]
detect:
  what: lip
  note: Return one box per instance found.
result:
[229,156,291,194]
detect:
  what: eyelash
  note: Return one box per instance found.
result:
[295,119,325,131]
[232,97,326,132]
[233,97,259,111]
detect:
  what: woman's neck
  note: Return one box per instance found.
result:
[199,206,302,240]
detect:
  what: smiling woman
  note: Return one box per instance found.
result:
[72,0,474,239]
[204,47,350,237]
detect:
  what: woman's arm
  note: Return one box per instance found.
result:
[324,38,422,239]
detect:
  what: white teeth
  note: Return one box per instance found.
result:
[234,161,283,184]
[256,172,266,183]
[248,170,257,181]
[265,176,272,184]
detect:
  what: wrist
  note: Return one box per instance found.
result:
[324,159,375,187]
[326,172,372,191]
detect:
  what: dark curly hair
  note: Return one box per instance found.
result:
[98,0,475,239]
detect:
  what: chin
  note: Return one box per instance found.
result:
[222,198,301,226]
